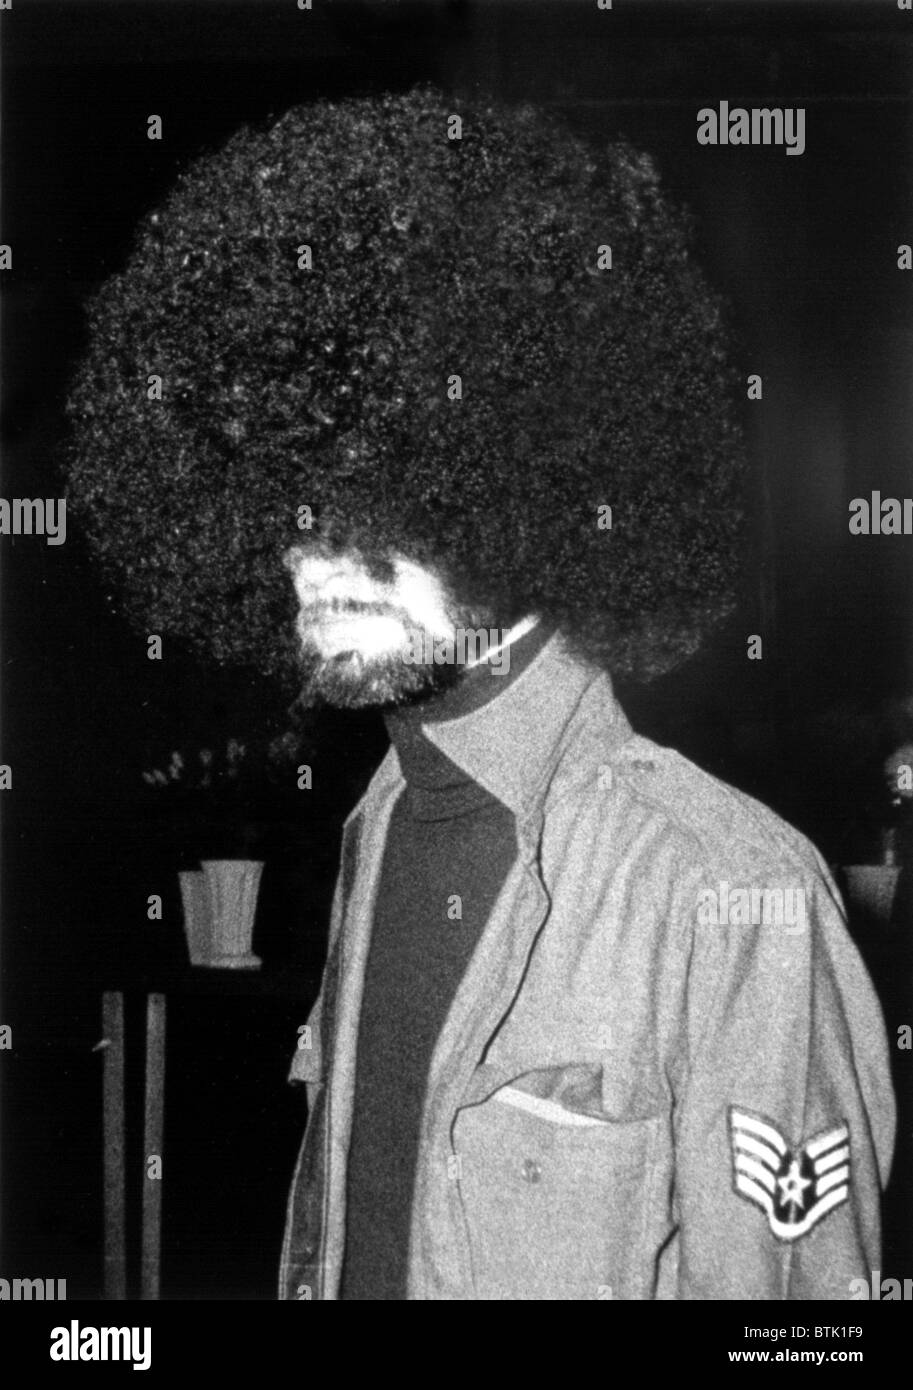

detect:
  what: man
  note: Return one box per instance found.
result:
[65,89,894,1299]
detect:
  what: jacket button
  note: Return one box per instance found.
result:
[521,1158,542,1184]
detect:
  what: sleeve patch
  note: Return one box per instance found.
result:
[729,1106,851,1242]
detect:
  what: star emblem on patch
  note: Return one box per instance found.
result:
[729,1107,851,1242]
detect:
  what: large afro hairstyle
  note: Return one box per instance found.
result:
[64,86,747,686]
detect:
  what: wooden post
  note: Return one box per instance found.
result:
[102,990,126,1300]
[141,992,166,1300]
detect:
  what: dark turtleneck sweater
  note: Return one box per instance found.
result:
[338,623,554,1301]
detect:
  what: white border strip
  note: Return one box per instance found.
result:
[493,1085,609,1128]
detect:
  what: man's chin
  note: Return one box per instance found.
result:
[295,649,462,711]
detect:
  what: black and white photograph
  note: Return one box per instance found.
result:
[1,0,912,1356]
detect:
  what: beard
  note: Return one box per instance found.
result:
[289,574,514,711]
[293,636,465,711]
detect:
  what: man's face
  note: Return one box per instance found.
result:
[286,541,490,709]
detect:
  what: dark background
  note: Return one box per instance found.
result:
[2,0,912,1298]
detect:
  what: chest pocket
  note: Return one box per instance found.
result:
[453,1084,660,1301]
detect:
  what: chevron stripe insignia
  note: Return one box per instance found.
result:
[729,1107,851,1242]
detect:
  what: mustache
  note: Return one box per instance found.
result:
[296,596,416,625]
[299,597,389,615]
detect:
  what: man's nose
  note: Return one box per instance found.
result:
[286,547,392,606]
[284,544,340,583]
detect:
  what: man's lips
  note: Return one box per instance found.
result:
[295,603,417,643]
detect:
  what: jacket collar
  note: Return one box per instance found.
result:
[387,631,633,819]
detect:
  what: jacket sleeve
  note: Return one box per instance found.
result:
[670,857,895,1299]
[287,863,346,1103]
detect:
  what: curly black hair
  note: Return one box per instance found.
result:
[64,86,746,685]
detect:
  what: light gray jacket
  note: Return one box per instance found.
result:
[280,634,895,1300]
